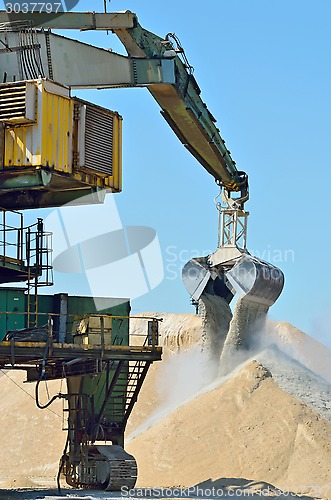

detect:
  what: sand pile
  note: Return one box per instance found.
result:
[126,354,331,497]
[130,312,203,352]
[0,311,330,497]
[126,312,331,497]
[264,321,331,384]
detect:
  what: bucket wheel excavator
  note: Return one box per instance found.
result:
[0,5,283,491]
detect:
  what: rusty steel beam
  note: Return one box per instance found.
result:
[0,11,135,30]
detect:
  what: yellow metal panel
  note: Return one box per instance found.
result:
[111,114,119,189]
[108,114,122,192]
[4,122,42,167]
[118,116,123,191]
[3,79,73,171]
[3,80,40,167]
[41,81,73,173]
[112,114,122,191]
[2,79,122,197]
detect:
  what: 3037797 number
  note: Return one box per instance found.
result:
[5,2,63,13]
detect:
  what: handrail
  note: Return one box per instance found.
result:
[1,311,162,349]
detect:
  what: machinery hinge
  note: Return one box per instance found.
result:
[72,152,80,167]
[73,103,81,121]
[132,59,138,85]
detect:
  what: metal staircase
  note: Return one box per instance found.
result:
[62,359,152,444]
[110,360,151,425]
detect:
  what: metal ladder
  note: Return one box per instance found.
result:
[26,219,53,328]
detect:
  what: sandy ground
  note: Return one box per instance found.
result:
[0,371,65,490]
[0,312,330,499]
[0,489,317,500]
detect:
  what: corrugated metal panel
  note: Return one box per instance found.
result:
[113,114,122,191]
[0,81,36,123]
[4,80,42,167]
[1,78,122,195]
[4,123,42,167]
[41,81,73,173]
[3,79,72,171]
[84,105,114,176]
[0,82,27,121]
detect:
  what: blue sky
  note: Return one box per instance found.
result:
[20,0,331,346]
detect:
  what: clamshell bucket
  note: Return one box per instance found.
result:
[182,257,234,304]
[225,254,284,307]
[182,253,284,307]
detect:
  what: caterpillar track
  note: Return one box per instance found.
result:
[62,445,137,491]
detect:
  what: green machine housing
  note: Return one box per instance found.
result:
[0,288,130,342]
[0,285,161,490]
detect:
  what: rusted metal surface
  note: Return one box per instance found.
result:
[0,11,136,30]
[0,341,162,365]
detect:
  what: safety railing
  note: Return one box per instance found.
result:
[0,208,24,263]
[0,209,53,284]
[0,311,162,350]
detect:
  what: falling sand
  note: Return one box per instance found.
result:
[220,297,269,375]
